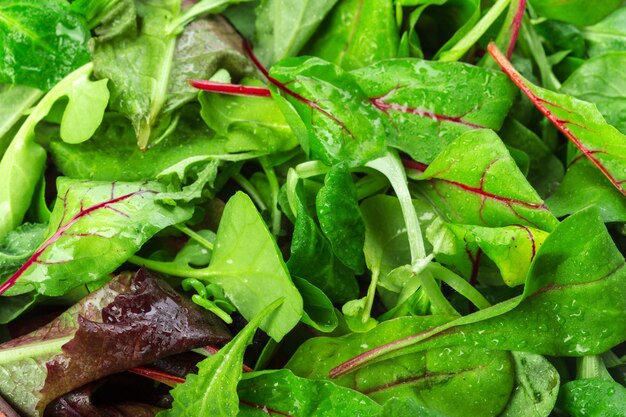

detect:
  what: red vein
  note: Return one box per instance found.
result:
[0,190,154,295]
[129,367,185,386]
[488,42,626,196]
[362,369,475,395]
[189,80,272,97]
[515,224,537,259]
[372,97,484,129]
[506,0,527,58]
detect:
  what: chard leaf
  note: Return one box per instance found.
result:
[206,192,303,341]
[254,0,339,66]
[0,223,47,280]
[583,8,626,57]
[304,0,399,70]
[0,269,230,417]
[561,52,626,134]
[329,209,626,376]
[1,178,193,297]
[352,59,516,163]
[489,43,626,196]
[238,369,381,416]
[0,64,108,240]
[316,166,365,273]
[160,299,282,417]
[558,378,626,417]
[0,0,91,90]
[418,129,558,231]
[500,352,560,417]
[269,56,388,167]
[528,0,622,27]
[286,317,514,417]
[93,0,180,149]
[546,159,626,223]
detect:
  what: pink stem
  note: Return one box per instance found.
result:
[188,80,271,97]
[129,367,185,386]
[506,0,527,59]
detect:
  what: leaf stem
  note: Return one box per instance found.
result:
[232,173,268,211]
[0,337,72,365]
[129,255,219,280]
[175,224,214,251]
[189,80,272,97]
[428,263,492,310]
[260,158,282,238]
[577,355,613,381]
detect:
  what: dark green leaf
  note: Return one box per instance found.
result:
[528,0,622,27]
[293,277,338,333]
[558,378,626,417]
[376,397,452,417]
[583,7,626,57]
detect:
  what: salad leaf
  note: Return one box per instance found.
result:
[238,369,381,416]
[0,223,47,281]
[0,85,42,155]
[0,0,91,90]
[583,7,626,57]
[160,299,282,417]
[1,178,193,296]
[293,277,338,332]
[376,397,452,417]
[70,0,137,41]
[558,378,626,417]
[528,0,622,27]
[0,269,230,416]
[254,0,339,66]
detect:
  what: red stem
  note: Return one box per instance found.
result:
[402,158,429,172]
[129,367,185,386]
[506,0,527,59]
[188,80,271,97]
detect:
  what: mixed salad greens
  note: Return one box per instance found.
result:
[1,0,625,416]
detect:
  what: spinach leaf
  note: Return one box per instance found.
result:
[316,166,365,273]
[167,0,254,35]
[0,269,230,417]
[0,64,109,239]
[583,7,626,57]
[558,378,626,417]
[238,369,381,416]
[418,129,558,231]
[546,159,626,223]
[528,0,622,27]
[376,397,452,417]
[0,0,91,90]
[293,277,338,333]
[0,178,193,297]
[561,52,626,134]
[254,0,339,66]
[500,352,560,417]
[352,59,516,163]
[160,299,282,417]
[304,0,399,70]
[489,43,626,196]
[0,85,41,155]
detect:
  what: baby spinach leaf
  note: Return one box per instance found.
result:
[0,64,109,240]
[254,0,339,66]
[500,352,560,417]
[546,159,626,223]
[418,129,558,231]
[304,0,399,70]
[93,0,180,149]
[558,378,626,417]
[316,166,365,273]
[238,369,381,416]
[583,7,626,57]
[0,0,91,90]
[293,277,338,333]
[489,43,626,196]
[160,299,282,417]
[561,52,626,134]
[352,59,516,163]
[331,209,626,375]
[287,317,514,417]
[376,397,452,417]
[204,192,302,341]
[0,269,230,417]
[0,178,193,297]
[528,0,622,27]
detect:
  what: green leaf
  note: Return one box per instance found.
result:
[206,192,302,341]
[489,43,626,196]
[237,369,381,416]
[71,0,137,41]
[1,178,193,296]
[166,0,254,35]
[286,317,514,417]
[316,166,365,273]
[528,0,622,27]
[561,52,626,134]
[293,277,338,333]
[160,299,283,417]
[0,223,47,281]
[352,59,516,163]
[304,0,399,70]
[418,129,558,231]
[0,64,108,240]
[500,352,560,417]
[0,85,42,156]
[254,0,339,66]
[558,378,626,417]
[0,0,91,90]
[583,7,626,57]
[93,0,180,149]
[376,397,452,417]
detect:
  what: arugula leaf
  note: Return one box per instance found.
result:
[0,0,91,90]
[0,178,193,296]
[352,59,517,163]
[0,64,109,239]
[304,0,399,70]
[583,7,626,57]
[238,369,381,416]
[254,0,339,66]
[528,0,622,27]
[489,42,626,196]
[0,269,230,417]
[160,299,282,417]
[418,129,558,231]
[558,378,626,417]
